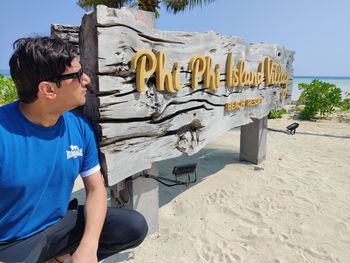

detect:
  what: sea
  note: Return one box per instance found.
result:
[1,69,349,101]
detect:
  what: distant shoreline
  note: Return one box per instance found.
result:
[294,76,350,79]
[0,70,10,77]
[1,69,349,80]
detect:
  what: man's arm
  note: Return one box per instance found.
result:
[71,171,107,263]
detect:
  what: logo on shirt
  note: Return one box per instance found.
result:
[66,145,83,159]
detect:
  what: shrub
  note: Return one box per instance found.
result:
[341,92,350,111]
[0,74,17,105]
[341,98,350,111]
[268,108,287,119]
[298,80,342,120]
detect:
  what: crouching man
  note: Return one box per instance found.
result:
[0,36,148,263]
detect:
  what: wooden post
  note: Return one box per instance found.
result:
[240,117,268,164]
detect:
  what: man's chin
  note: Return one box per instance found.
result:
[68,99,86,113]
[78,97,86,106]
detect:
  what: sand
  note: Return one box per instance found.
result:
[74,107,350,263]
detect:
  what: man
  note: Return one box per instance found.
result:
[0,36,148,263]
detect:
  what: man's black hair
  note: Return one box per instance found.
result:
[9,36,77,103]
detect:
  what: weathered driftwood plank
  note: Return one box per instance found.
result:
[78,5,294,185]
[51,24,80,54]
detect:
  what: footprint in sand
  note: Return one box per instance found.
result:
[278,233,289,242]
[280,189,294,196]
[251,226,275,237]
[200,240,242,263]
[334,222,350,242]
[235,226,255,240]
[204,189,230,205]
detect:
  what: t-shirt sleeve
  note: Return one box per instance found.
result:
[80,119,100,177]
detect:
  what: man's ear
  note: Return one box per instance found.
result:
[38,81,57,99]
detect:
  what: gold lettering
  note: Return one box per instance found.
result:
[224,102,232,111]
[214,64,220,90]
[203,57,220,90]
[232,68,239,86]
[246,72,253,86]
[256,62,263,86]
[226,52,233,87]
[264,57,273,85]
[280,88,287,101]
[131,49,157,92]
[245,97,263,106]
[132,50,290,94]
[251,72,258,86]
[225,97,263,112]
[204,56,214,89]
[237,59,246,86]
[188,55,206,89]
[172,62,182,91]
[156,51,175,93]
[264,57,289,88]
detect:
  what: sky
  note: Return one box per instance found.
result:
[1,0,349,77]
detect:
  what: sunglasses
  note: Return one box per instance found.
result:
[48,68,84,84]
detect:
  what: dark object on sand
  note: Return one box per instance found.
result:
[287,122,299,135]
[145,163,197,187]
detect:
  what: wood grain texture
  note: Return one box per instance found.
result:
[51,24,80,54]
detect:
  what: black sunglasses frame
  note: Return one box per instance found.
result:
[48,68,84,84]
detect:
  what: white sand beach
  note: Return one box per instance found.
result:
[74,107,350,263]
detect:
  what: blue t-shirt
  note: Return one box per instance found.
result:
[0,101,100,242]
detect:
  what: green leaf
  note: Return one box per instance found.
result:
[0,74,18,105]
[268,108,287,119]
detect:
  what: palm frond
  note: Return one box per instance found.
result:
[137,0,160,12]
[77,0,133,11]
[163,0,216,14]
[115,0,135,8]
[77,0,217,17]
[187,0,216,9]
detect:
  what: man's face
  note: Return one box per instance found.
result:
[54,58,91,111]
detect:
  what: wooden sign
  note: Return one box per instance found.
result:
[76,5,294,185]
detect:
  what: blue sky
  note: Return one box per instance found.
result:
[1,0,349,76]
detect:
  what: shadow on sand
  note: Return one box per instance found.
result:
[157,147,248,207]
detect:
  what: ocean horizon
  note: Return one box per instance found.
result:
[1,69,349,100]
[0,69,10,76]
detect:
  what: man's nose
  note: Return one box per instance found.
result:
[82,72,91,85]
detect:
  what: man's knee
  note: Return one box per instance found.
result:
[129,210,148,246]
[103,208,148,249]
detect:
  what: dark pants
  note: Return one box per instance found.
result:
[0,206,148,263]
